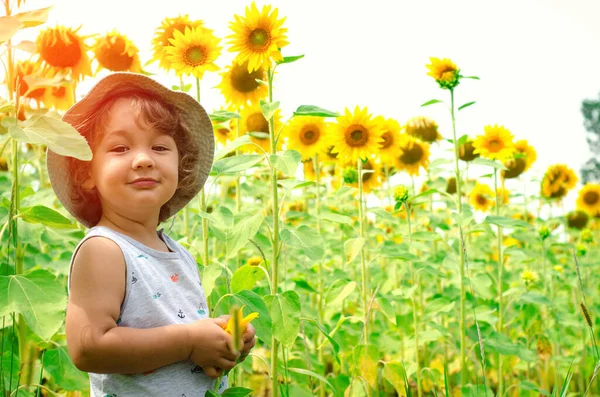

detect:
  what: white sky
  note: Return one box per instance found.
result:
[7,0,600,210]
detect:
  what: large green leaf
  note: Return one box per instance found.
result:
[211,154,264,175]
[265,291,300,347]
[232,290,272,343]
[287,367,336,392]
[230,264,265,293]
[221,387,253,396]
[43,346,89,391]
[201,263,222,297]
[259,99,280,121]
[293,105,339,118]
[209,110,241,123]
[18,205,76,229]
[353,344,379,388]
[314,321,340,364]
[319,211,353,225]
[470,157,507,170]
[226,211,264,258]
[214,135,251,161]
[344,237,365,264]
[0,269,67,340]
[382,361,408,396]
[271,150,301,176]
[280,225,324,260]
[484,215,531,229]
[325,280,357,308]
[13,116,92,160]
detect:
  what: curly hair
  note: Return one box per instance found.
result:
[66,89,200,226]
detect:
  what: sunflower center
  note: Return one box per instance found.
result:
[184,46,206,66]
[345,125,369,147]
[217,128,230,137]
[249,28,270,49]
[380,132,393,149]
[96,36,134,72]
[440,68,456,82]
[476,194,488,206]
[300,125,320,145]
[231,63,263,93]
[488,139,503,152]
[247,113,269,138]
[583,190,599,205]
[399,144,424,164]
[40,30,82,68]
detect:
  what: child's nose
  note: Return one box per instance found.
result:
[132,151,155,169]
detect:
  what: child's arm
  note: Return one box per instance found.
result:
[66,237,237,375]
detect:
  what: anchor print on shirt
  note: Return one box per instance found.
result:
[131,272,137,284]
[197,301,206,316]
[153,292,161,300]
[136,253,148,260]
[177,309,185,319]
[191,365,203,374]
[170,273,180,282]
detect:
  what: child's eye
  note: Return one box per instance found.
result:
[112,147,128,153]
[154,146,169,151]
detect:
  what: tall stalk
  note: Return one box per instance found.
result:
[194,78,210,276]
[314,155,327,397]
[404,201,422,397]
[357,158,368,344]
[267,68,281,397]
[493,169,504,395]
[449,89,467,384]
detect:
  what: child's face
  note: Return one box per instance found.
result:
[84,97,179,224]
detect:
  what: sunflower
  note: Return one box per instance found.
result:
[502,139,537,179]
[567,210,589,230]
[11,60,46,103]
[284,116,329,161]
[328,106,383,165]
[425,57,460,90]
[212,120,236,146]
[458,139,479,162]
[576,183,600,216]
[496,187,510,206]
[217,58,268,107]
[473,125,515,161]
[239,103,282,154]
[302,159,327,181]
[405,116,441,143]
[336,159,382,193]
[227,2,289,72]
[395,134,430,176]
[92,30,141,73]
[515,140,537,171]
[541,164,578,200]
[378,118,402,164]
[42,80,75,111]
[469,183,494,212]
[36,25,92,81]
[164,26,221,79]
[151,15,203,70]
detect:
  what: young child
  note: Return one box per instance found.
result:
[46,73,256,396]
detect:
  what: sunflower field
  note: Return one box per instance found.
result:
[1,1,600,397]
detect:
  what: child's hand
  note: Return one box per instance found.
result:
[187,318,239,376]
[239,323,256,362]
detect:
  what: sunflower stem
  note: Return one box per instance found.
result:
[357,158,369,345]
[450,88,468,386]
[267,67,281,397]
[404,201,422,397]
[235,118,242,270]
[314,154,327,397]
[494,168,504,396]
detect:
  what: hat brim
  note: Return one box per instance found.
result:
[46,72,214,228]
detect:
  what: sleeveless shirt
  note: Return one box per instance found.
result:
[67,225,227,396]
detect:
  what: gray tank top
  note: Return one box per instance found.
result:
[67,225,227,396]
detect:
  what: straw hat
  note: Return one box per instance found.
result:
[46,72,214,228]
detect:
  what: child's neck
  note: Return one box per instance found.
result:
[96,217,171,253]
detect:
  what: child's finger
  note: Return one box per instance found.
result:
[204,367,222,379]
[242,323,256,343]
[217,357,237,371]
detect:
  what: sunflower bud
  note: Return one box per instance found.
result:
[538,225,550,241]
[458,140,479,162]
[581,229,594,244]
[0,157,7,171]
[342,168,358,184]
[425,57,460,90]
[567,210,589,230]
[521,270,538,284]
[446,177,457,194]
[393,185,409,204]
[576,243,587,256]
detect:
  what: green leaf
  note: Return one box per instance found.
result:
[230,264,265,294]
[221,387,254,396]
[326,280,357,307]
[227,211,264,258]
[272,150,302,176]
[319,211,353,225]
[519,291,551,306]
[1,350,20,394]
[260,99,280,121]
[287,367,336,392]
[375,297,396,325]
[470,157,507,170]
[1,116,16,128]
[15,116,92,160]
[0,100,14,114]
[266,291,301,346]
[368,207,395,222]
[345,378,368,397]
[211,154,264,175]
[457,134,469,146]
[344,237,365,264]
[461,75,480,80]
[421,99,443,107]
[411,231,441,241]
[458,101,476,111]
[293,105,340,118]
[280,225,324,260]
[201,263,222,297]
[408,188,439,204]
[353,345,379,388]
[484,215,532,229]
[380,246,419,261]
[233,290,272,343]
[277,54,305,65]
[314,321,340,364]
[214,135,252,161]
[249,131,270,139]
[13,6,52,29]
[0,16,21,43]
[383,361,409,396]
[44,346,89,390]
[18,205,75,229]
[209,110,241,123]
[0,269,67,340]
[205,391,220,397]
[206,206,234,230]
[278,179,314,191]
